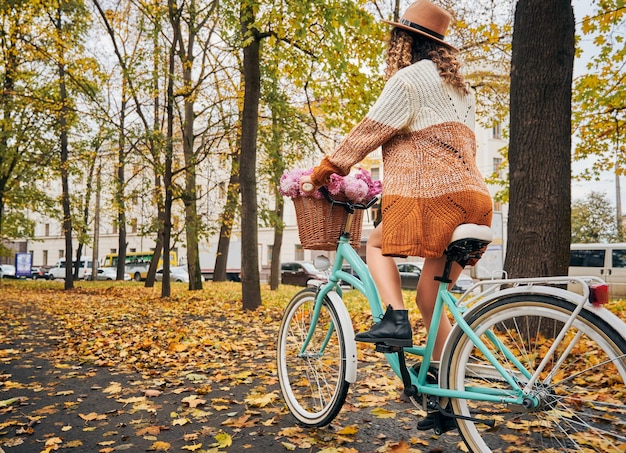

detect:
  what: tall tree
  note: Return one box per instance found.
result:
[93,0,172,293]
[504,0,574,277]
[0,2,57,250]
[572,191,621,243]
[222,0,385,308]
[44,0,95,289]
[167,0,218,290]
[572,2,625,196]
[239,0,262,309]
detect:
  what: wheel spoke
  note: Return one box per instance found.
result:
[446,296,626,452]
[277,289,349,427]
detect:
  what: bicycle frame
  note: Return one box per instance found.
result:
[303,229,542,408]
[298,191,626,413]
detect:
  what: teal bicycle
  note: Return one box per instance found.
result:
[277,188,626,452]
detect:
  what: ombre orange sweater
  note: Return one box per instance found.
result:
[311,60,492,259]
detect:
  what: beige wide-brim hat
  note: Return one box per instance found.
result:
[383,0,457,51]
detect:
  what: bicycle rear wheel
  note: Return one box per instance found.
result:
[277,288,350,427]
[446,294,626,452]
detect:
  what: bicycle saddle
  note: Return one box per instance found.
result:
[449,223,493,245]
[445,224,493,267]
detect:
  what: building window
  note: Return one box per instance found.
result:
[370,202,382,226]
[371,167,380,180]
[43,250,48,266]
[130,218,138,233]
[492,123,502,139]
[129,248,136,253]
[295,245,304,261]
[44,223,50,236]
[110,249,117,254]
[268,245,273,265]
[58,250,64,259]
[493,157,504,178]
[112,223,118,234]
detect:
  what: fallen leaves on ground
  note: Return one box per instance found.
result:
[0,281,451,453]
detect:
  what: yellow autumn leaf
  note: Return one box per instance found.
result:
[79,412,107,421]
[149,440,171,451]
[370,407,396,418]
[103,382,122,394]
[244,392,278,407]
[182,395,206,408]
[212,432,232,448]
[55,390,74,396]
[181,443,203,451]
[45,437,63,446]
[117,396,146,405]
[281,442,296,451]
[172,418,190,426]
[336,425,359,435]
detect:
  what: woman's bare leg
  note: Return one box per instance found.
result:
[354,222,412,346]
[416,256,463,360]
[366,222,404,310]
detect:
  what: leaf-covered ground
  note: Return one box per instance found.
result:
[0,280,465,453]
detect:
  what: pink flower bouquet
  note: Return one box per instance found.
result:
[279,167,382,204]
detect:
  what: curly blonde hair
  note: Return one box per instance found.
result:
[384,28,469,94]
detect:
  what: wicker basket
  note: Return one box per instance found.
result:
[293,196,363,250]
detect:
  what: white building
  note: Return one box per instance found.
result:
[20,121,507,279]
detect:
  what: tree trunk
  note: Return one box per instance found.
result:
[182,100,203,290]
[214,155,240,282]
[504,0,574,278]
[159,37,177,298]
[269,193,284,290]
[170,0,203,290]
[117,80,127,281]
[59,60,73,290]
[239,1,262,309]
[75,146,97,280]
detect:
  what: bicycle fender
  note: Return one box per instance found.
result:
[326,290,358,383]
[472,285,625,341]
[439,285,626,387]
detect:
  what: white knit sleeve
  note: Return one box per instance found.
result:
[365,75,413,129]
[322,74,414,173]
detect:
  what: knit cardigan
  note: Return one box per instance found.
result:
[311,60,493,259]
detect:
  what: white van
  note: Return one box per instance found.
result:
[569,243,626,297]
[48,258,93,280]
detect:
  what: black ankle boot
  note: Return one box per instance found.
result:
[354,305,412,347]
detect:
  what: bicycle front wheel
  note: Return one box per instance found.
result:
[277,288,350,427]
[446,294,626,452]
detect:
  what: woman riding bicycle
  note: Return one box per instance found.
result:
[301,0,492,361]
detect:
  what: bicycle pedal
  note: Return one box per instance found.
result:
[375,343,403,353]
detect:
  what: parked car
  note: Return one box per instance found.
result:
[396,262,421,289]
[156,266,189,283]
[30,267,48,279]
[96,267,131,281]
[281,261,326,287]
[0,264,16,279]
[48,258,93,280]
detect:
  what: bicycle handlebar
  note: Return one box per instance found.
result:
[319,186,380,212]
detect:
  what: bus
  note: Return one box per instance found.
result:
[102,250,178,281]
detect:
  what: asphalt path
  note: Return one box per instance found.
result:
[0,296,462,453]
